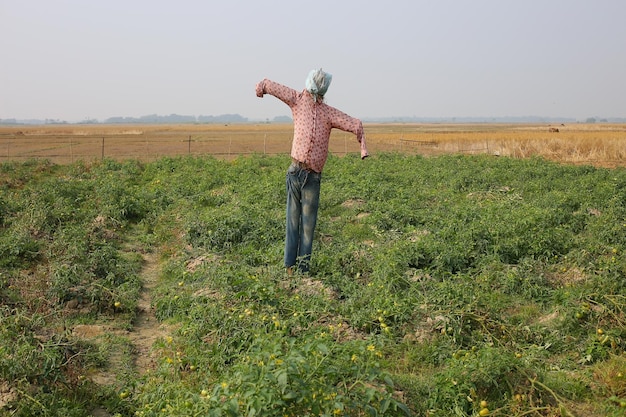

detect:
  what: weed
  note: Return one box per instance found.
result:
[1,153,626,415]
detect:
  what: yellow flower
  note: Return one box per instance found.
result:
[220,382,228,389]
[367,345,376,352]
[351,354,358,362]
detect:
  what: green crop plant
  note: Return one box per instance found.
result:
[1,153,625,416]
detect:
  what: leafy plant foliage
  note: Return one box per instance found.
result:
[0,153,625,416]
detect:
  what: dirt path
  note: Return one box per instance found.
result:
[123,253,169,375]
[88,251,170,416]
[127,251,171,375]
[83,251,169,380]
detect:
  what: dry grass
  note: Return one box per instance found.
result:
[1,123,625,168]
[366,123,626,168]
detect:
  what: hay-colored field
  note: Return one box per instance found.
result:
[1,123,625,167]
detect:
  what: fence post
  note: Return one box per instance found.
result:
[102,137,104,160]
[188,135,191,154]
[264,133,267,154]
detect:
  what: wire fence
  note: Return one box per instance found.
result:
[0,128,445,164]
[0,131,296,164]
[8,125,619,167]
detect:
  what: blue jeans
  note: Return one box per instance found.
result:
[285,163,321,273]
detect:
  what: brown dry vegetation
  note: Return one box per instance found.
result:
[1,123,625,167]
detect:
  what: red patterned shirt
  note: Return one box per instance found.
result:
[256,79,369,173]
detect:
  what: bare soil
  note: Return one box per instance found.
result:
[76,251,171,387]
[129,251,173,375]
[86,251,171,416]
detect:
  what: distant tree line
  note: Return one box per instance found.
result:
[104,113,249,124]
[2,114,624,125]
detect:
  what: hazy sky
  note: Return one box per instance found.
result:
[2,0,625,121]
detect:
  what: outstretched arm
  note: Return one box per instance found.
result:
[255,80,266,97]
[255,79,298,107]
[356,121,369,160]
[331,108,369,159]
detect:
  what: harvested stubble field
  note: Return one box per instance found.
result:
[1,123,625,167]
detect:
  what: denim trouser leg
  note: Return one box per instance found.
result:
[285,164,321,273]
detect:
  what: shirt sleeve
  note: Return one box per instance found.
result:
[329,107,369,159]
[256,79,299,107]
[255,80,265,97]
